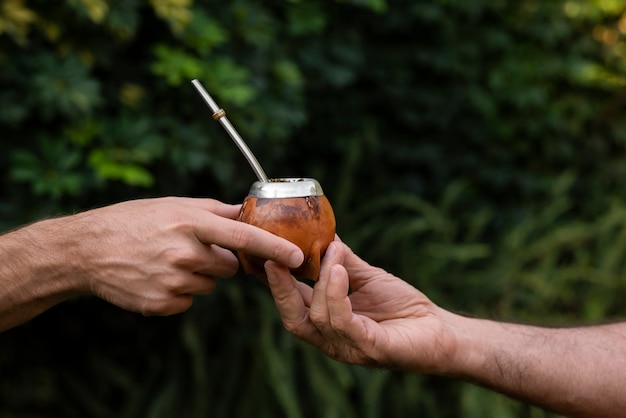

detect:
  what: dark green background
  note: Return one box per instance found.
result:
[1,0,626,416]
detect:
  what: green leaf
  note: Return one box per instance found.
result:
[151,44,203,85]
[88,149,154,187]
[28,53,102,119]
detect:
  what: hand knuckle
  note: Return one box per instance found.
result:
[231,226,254,249]
[163,246,197,268]
[282,319,300,334]
[166,275,189,292]
[141,296,192,316]
[330,316,348,332]
[309,309,326,328]
[138,299,160,317]
[281,313,309,336]
[268,244,285,263]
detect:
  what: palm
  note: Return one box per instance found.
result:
[348,266,429,322]
[266,241,456,373]
[315,246,454,373]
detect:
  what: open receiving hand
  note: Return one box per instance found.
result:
[264,237,458,374]
[267,238,626,418]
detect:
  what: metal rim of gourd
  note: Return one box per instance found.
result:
[247,178,325,198]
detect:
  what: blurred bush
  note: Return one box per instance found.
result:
[1,0,626,417]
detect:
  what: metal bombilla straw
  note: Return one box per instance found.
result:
[191,79,269,183]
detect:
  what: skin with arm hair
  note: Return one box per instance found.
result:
[265,237,626,418]
[0,197,304,332]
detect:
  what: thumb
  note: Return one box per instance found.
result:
[340,242,372,272]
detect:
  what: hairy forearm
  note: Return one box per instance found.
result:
[0,217,85,331]
[447,313,626,418]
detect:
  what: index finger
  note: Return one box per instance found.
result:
[309,241,345,326]
[195,215,304,269]
[265,261,326,346]
[176,197,242,220]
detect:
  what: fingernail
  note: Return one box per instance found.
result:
[264,261,277,280]
[289,250,304,268]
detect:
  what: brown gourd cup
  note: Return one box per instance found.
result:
[188,81,335,279]
[237,178,336,281]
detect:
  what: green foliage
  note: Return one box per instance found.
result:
[11,138,84,198]
[2,0,626,417]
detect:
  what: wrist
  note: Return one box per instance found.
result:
[30,215,93,296]
[0,216,89,330]
[439,313,551,395]
[434,310,505,378]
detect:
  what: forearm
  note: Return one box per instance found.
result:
[0,217,85,331]
[447,313,626,418]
